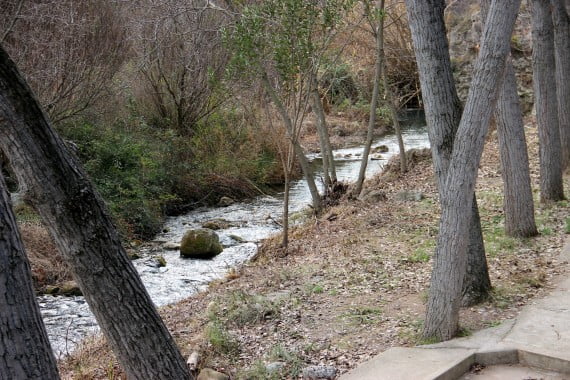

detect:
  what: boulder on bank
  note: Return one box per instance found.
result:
[218,196,235,207]
[372,145,389,153]
[180,228,223,259]
[45,281,82,296]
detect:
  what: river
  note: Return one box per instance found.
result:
[38,120,430,357]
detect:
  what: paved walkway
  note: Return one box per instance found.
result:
[340,237,570,380]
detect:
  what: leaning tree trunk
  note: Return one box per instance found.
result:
[532,0,565,201]
[481,0,538,238]
[0,46,191,379]
[405,0,491,308]
[354,0,386,197]
[551,0,570,170]
[422,0,520,341]
[0,173,59,380]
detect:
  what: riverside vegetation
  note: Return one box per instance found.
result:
[2,0,569,378]
[58,122,569,379]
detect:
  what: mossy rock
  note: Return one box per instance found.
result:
[180,229,223,259]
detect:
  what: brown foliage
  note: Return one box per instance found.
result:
[0,0,128,122]
[130,0,233,134]
[19,221,72,291]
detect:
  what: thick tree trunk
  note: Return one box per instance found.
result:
[262,73,322,212]
[405,0,491,308]
[551,0,570,170]
[481,0,538,238]
[423,0,520,341]
[532,0,565,201]
[0,174,59,380]
[496,63,538,236]
[355,0,385,197]
[0,46,191,379]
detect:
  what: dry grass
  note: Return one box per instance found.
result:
[59,123,569,379]
[20,221,72,291]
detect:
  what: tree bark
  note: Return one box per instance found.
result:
[0,174,59,380]
[551,0,570,170]
[481,0,538,238]
[495,62,538,236]
[0,46,191,379]
[422,0,520,341]
[405,0,491,308]
[532,0,565,201]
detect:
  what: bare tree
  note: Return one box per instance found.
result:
[405,0,491,308]
[355,1,386,197]
[0,172,59,379]
[420,0,520,341]
[532,0,565,201]
[0,45,191,379]
[480,0,537,238]
[133,0,232,134]
[0,0,127,123]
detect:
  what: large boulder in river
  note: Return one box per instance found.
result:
[180,229,223,259]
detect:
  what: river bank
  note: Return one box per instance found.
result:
[25,120,425,358]
[59,122,569,379]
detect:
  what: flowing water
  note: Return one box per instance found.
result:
[39,120,430,357]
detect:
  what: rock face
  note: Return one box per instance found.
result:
[444,0,533,110]
[180,228,223,259]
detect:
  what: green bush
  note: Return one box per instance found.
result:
[59,120,178,239]
[58,107,283,240]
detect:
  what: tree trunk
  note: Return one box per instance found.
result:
[354,0,385,197]
[551,0,570,170]
[0,174,60,379]
[481,0,538,238]
[261,73,322,212]
[282,171,290,248]
[405,0,491,308]
[532,0,565,201]
[310,74,337,186]
[0,46,191,379]
[495,62,539,236]
[422,0,520,341]
[311,85,331,188]
[381,64,407,173]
